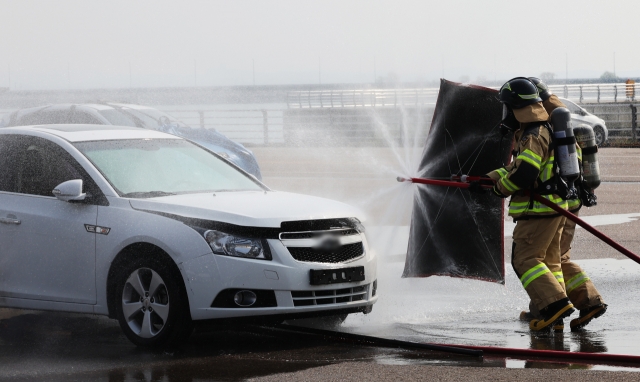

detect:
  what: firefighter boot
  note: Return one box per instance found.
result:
[570,304,607,332]
[521,307,563,332]
[530,298,574,331]
[520,311,537,321]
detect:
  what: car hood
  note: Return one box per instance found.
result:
[129,191,364,228]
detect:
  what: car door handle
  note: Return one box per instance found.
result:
[0,217,21,225]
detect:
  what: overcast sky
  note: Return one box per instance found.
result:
[1,0,638,90]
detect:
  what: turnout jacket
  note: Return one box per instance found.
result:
[488,123,568,219]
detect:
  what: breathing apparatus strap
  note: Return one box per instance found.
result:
[555,136,576,146]
[533,122,573,200]
[582,145,598,155]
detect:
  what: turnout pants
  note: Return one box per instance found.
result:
[512,215,568,311]
[559,210,606,310]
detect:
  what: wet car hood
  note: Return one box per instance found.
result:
[129,191,364,228]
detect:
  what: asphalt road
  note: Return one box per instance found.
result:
[1,147,639,381]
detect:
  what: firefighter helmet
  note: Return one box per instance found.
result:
[528,77,552,101]
[499,77,542,109]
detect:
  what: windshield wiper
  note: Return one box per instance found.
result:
[122,191,176,198]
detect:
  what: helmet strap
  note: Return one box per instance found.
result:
[500,104,519,133]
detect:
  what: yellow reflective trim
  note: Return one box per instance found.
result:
[567,198,581,209]
[566,272,590,294]
[520,263,550,289]
[496,168,508,177]
[538,156,554,182]
[577,145,583,161]
[518,151,542,169]
[520,149,542,163]
[553,271,565,284]
[540,194,566,204]
[500,177,519,192]
[520,263,547,281]
[519,93,539,100]
[509,200,568,214]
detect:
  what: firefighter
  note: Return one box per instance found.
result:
[519,78,607,331]
[486,77,574,331]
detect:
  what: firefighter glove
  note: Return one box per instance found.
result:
[492,184,508,198]
[468,181,486,194]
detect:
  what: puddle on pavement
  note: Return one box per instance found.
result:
[1,308,640,381]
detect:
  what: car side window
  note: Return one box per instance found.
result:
[16,109,73,125]
[72,111,103,124]
[563,101,580,114]
[16,138,83,196]
[0,135,109,205]
[0,136,22,192]
[0,135,79,197]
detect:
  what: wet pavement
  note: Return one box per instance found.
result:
[339,257,640,363]
[0,310,498,381]
[2,147,640,380]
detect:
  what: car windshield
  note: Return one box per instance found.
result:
[560,99,586,114]
[97,109,139,127]
[74,139,263,197]
[123,108,189,129]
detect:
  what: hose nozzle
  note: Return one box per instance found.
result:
[396,176,411,182]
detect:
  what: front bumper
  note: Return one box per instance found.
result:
[181,234,377,321]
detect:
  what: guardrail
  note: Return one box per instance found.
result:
[162,97,638,146]
[287,88,439,108]
[162,109,284,145]
[549,83,637,103]
[2,85,637,146]
[287,83,638,108]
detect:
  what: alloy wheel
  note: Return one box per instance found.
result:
[121,267,170,338]
[594,126,605,146]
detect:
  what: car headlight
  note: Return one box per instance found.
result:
[349,218,366,234]
[204,230,271,260]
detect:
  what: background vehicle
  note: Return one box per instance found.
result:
[0,103,262,179]
[558,97,608,146]
[0,125,376,347]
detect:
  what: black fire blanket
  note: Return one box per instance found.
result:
[402,80,512,283]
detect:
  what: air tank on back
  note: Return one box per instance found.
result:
[574,124,601,189]
[549,107,580,194]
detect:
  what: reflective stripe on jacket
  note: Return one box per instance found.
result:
[488,123,568,219]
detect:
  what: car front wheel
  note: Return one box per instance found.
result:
[593,125,605,146]
[115,255,193,348]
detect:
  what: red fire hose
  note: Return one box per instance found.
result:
[401,176,640,264]
[388,175,640,365]
[274,323,640,366]
[451,344,640,364]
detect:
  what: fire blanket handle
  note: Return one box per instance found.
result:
[399,175,640,264]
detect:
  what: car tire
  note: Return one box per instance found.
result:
[114,253,193,348]
[593,125,605,146]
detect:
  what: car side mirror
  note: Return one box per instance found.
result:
[52,179,86,202]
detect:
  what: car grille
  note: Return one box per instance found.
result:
[287,242,364,263]
[291,285,369,307]
[280,228,359,240]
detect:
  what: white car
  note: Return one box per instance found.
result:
[0,125,377,347]
[558,97,608,145]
